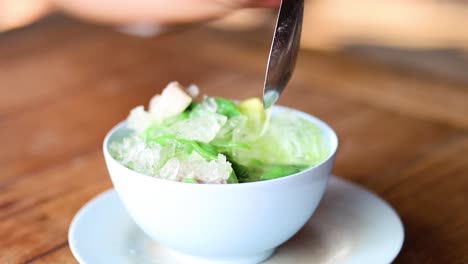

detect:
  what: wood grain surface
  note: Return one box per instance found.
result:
[0,16,467,264]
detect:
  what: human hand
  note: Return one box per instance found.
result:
[50,0,281,25]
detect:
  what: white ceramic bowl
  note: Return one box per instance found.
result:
[103,106,338,264]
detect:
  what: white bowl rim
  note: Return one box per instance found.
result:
[103,105,338,189]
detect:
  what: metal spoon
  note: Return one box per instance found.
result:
[263,0,304,109]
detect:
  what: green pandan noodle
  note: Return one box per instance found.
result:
[110,84,329,184]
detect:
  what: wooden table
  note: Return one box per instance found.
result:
[1,16,467,264]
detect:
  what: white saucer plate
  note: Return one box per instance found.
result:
[69,176,404,264]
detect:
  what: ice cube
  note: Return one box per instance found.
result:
[190,97,218,118]
[109,135,162,176]
[127,106,157,133]
[169,114,227,142]
[178,153,232,183]
[215,115,247,142]
[159,158,180,181]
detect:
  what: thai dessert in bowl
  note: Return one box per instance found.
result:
[109,81,329,184]
[103,82,338,264]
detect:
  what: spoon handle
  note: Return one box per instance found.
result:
[263,0,304,109]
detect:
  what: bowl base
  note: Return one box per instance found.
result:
[166,248,275,264]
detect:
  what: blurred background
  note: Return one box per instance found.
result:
[1,0,468,82]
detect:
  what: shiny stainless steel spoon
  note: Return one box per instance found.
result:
[263,0,304,109]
